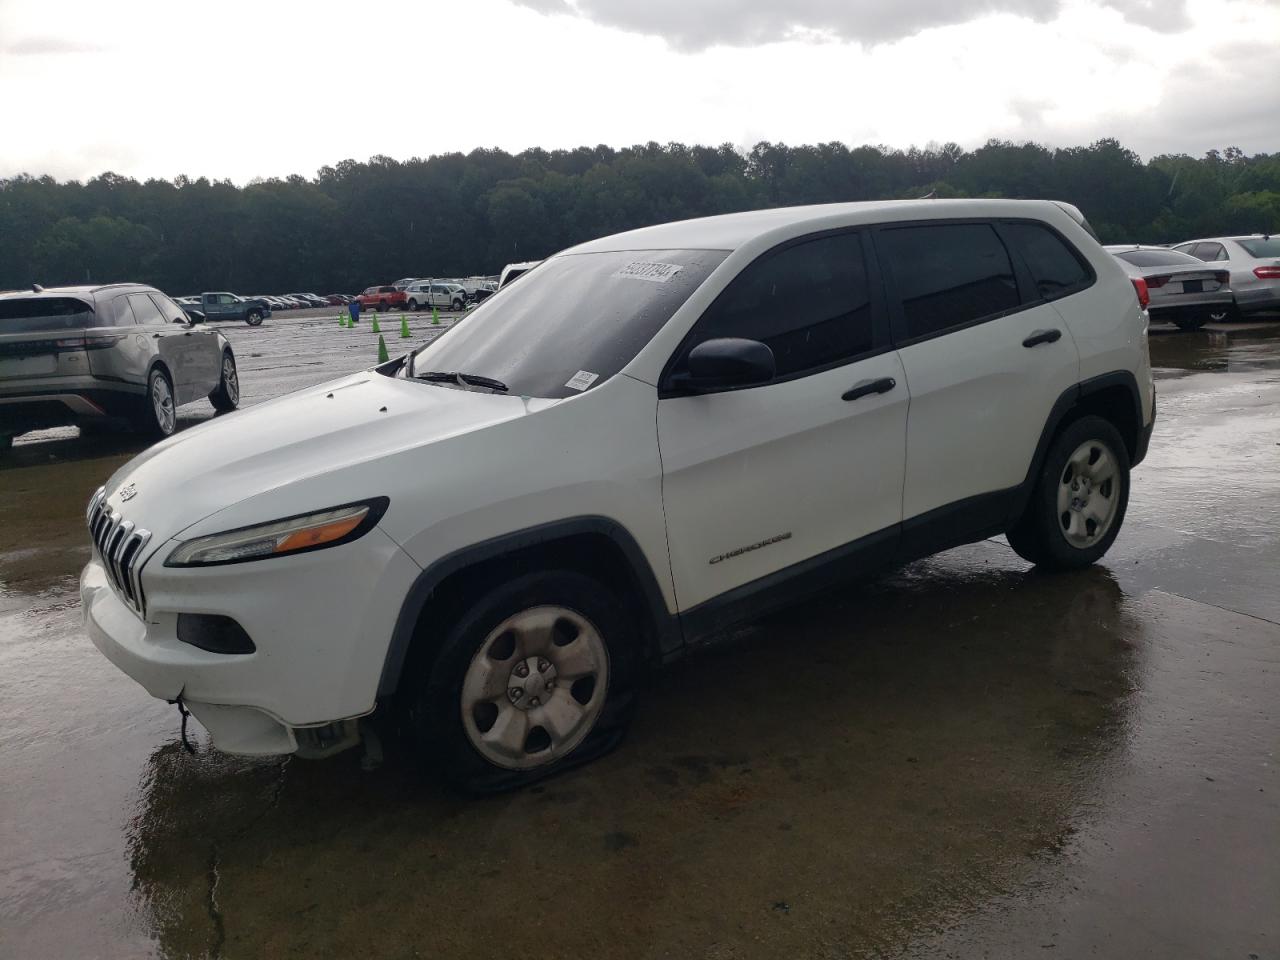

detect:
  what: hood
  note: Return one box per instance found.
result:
[101,371,556,543]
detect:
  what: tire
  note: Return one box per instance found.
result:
[135,368,178,438]
[245,309,264,326]
[377,301,387,313]
[407,299,419,312]
[451,298,464,312]
[209,349,240,412]
[403,570,639,793]
[1005,415,1130,571]
[1173,316,1206,331]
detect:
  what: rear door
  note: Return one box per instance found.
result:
[877,219,1084,543]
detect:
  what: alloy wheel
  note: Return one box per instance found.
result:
[223,356,240,404]
[151,375,176,434]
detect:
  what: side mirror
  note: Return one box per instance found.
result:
[677,338,775,392]
[185,310,206,324]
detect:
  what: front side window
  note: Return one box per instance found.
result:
[127,293,166,325]
[1002,222,1092,300]
[677,232,875,380]
[150,293,188,323]
[879,223,1019,340]
[407,248,727,399]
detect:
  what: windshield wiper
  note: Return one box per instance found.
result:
[414,370,509,392]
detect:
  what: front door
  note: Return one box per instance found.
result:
[657,230,908,614]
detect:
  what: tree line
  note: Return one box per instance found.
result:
[1,139,1277,296]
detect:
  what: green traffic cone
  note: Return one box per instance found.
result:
[337,312,344,326]
[400,316,412,338]
[431,305,440,325]
[371,315,381,334]
[377,334,389,363]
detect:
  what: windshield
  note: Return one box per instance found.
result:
[1238,237,1280,258]
[0,297,96,333]
[409,249,728,398]
[1116,249,1202,268]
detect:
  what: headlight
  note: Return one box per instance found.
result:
[165,498,388,567]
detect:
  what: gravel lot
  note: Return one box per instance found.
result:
[1,313,1277,959]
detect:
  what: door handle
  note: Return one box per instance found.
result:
[842,377,896,402]
[1022,328,1062,348]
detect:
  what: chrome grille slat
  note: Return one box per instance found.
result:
[85,485,151,619]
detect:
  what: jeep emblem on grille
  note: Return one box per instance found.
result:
[119,483,138,502]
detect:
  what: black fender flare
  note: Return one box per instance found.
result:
[1008,370,1145,523]
[377,516,681,697]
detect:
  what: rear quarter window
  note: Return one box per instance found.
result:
[1001,221,1093,300]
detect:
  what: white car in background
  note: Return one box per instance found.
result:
[1105,245,1233,330]
[1170,234,1280,317]
[403,281,467,312]
[82,199,1153,793]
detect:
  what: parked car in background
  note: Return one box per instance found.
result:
[276,296,307,309]
[357,286,409,311]
[1,283,240,450]
[498,260,540,289]
[403,281,467,312]
[471,282,498,303]
[82,199,1153,789]
[1105,246,1233,330]
[286,293,329,309]
[392,278,423,291]
[1170,234,1280,318]
[325,294,348,305]
[193,292,271,326]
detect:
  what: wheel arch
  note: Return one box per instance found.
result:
[378,517,681,699]
[1009,370,1144,523]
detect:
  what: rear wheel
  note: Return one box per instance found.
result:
[1005,415,1129,570]
[1173,315,1206,331]
[407,299,419,311]
[245,309,264,326]
[135,368,177,438]
[377,301,388,313]
[404,570,638,793]
[209,350,240,412]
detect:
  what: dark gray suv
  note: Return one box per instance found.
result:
[0,283,240,450]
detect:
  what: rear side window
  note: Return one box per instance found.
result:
[683,232,876,379]
[1192,242,1227,262]
[0,297,95,333]
[128,293,166,325]
[1002,222,1092,300]
[879,223,1019,340]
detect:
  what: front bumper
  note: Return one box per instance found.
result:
[81,524,422,756]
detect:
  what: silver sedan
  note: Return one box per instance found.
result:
[1105,246,1234,331]
[1170,235,1280,318]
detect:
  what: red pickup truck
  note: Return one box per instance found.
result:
[356,285,408,312]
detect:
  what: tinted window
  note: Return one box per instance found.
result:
[408,248,727,399]
[1003,222,1091,299]
[0,297,96,333]
[128,293,166,325]
[1115,249,1203,268]
[1193,242,1226,262]
[682,232,874,379]
[151,293,188,323]
[880,223,1019,339]
[1238,238,1280,258]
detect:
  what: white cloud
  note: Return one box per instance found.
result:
[0,0,1274,183]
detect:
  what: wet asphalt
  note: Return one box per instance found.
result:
[0,311,1277,959]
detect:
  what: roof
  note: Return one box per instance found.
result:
[565,198,1077,255]
[0,282,151,301]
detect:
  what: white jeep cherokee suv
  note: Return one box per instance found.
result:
[82,199,1155,791]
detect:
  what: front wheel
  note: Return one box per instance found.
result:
[245,309,264,326]
[1005,415,1130,570]
[209,350,240,412]
[135,368,178,438]
[451,298,465,312]
[404,570,638,793]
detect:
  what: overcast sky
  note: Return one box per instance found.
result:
[1,0,1276,184]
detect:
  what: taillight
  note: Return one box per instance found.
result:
[1146,275,1170,289]
[53,335,123,350]
[1254,266,1280,280]
[1131,277,1150,309]
[1214,271,1230,285]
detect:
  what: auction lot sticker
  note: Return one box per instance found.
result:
[613,261,683,283]
[565,370,600,391]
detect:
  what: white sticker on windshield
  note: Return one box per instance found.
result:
[565,370,600,392]
[612,261,683,283]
